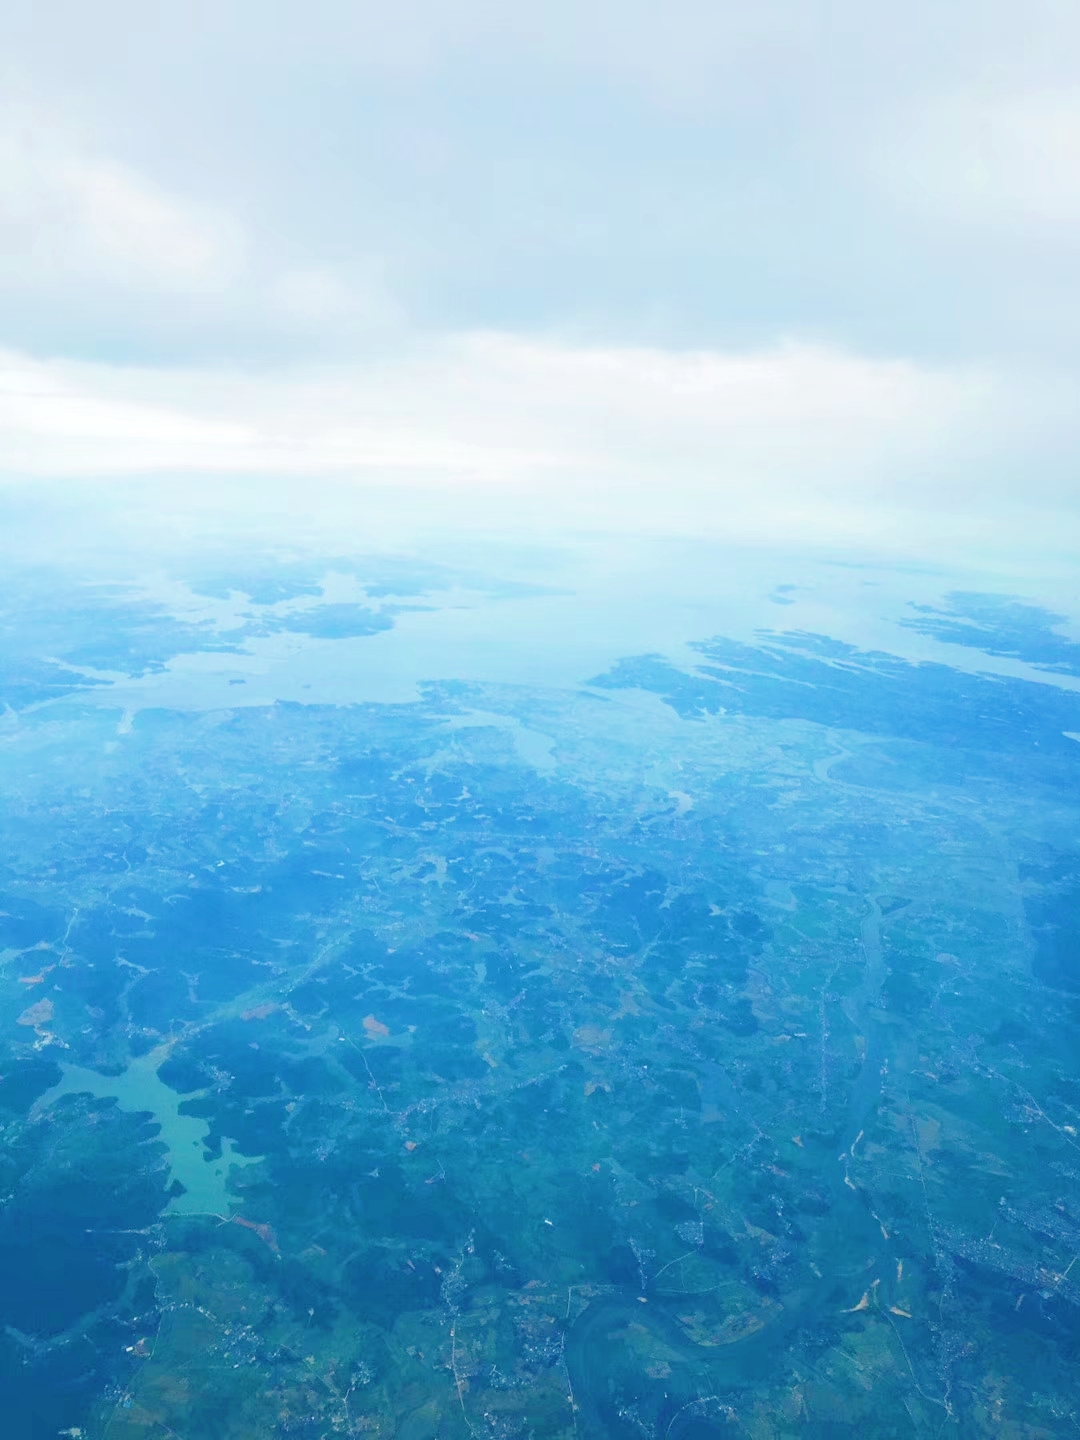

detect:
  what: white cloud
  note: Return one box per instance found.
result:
[61,159,238,283]
[0,10,1078,562]
[0,98,244,291]
[6,4,1080,365]
[0,333,984,477]
[0,92,397,354]
[1,330,1066,556]
[0,351,252,470]
[873,88,1080,234]
[272,268,401,333]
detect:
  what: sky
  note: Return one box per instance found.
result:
[2,0,1079,552]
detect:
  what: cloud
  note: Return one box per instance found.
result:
[3,330,1071,558]
[874,88,1080,234]
[2,0,1080,556]
[0,97,243,291]
[0,350,251,466]
[6,2,1080,367]
[0,91,397,359]
[61,160,237,283]
[0,333,982,477]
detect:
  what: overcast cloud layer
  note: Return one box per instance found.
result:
[2,0,1079,548]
